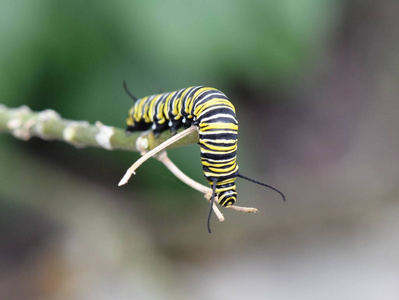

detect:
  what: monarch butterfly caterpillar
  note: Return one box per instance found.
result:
[122,83,285,232]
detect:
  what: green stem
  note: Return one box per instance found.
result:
[0,104,199,152]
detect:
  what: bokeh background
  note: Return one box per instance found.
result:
[1,1,399,299]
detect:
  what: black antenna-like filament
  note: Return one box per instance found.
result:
[237,173,286,201]
[207,179,217,234]
[123,81,137,101]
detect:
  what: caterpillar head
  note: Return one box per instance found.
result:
[207,174,285,233]
[218,190,237,207]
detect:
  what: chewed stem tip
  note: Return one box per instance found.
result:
[118,170,136,186]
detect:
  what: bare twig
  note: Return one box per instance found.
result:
[156,151,225,222]
[157,151,258,214]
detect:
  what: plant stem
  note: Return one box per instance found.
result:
[0,104,199,151]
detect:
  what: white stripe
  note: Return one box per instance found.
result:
[200,139,237,143]
[200,113,237,123]
[199,131,237,136]
[200,148,237,154]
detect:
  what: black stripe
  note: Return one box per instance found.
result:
[199,132,237,140]
[200,150,236,160]
[205,173,237,182]
[197,107,236,120]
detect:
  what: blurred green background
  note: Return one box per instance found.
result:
[1,0,399,299]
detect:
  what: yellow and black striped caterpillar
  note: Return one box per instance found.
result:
[124,84,285,232]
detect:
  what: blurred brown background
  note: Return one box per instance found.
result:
[1,1,399,299]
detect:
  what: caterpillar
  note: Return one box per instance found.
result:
[124,84,285,232]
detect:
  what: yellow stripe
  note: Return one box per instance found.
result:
[193,87,217,99]
[162,92,176,118]
[156,102,166,123]
[148,94,162,121]
[176,87,192,115]
[184,92,195,114]
[200,147,237,155]
[201,143,237,151]
[209,164,237,173]
[217,178,236,185]
[195,100,235,116]
[201,160,236,167]
[134,97,147,120]
[208,178,236,187]
[127,107,135,126]
[126,117,134,126]
[204,168,238,178]
[172,92,181,116]
[200,123,238,131]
